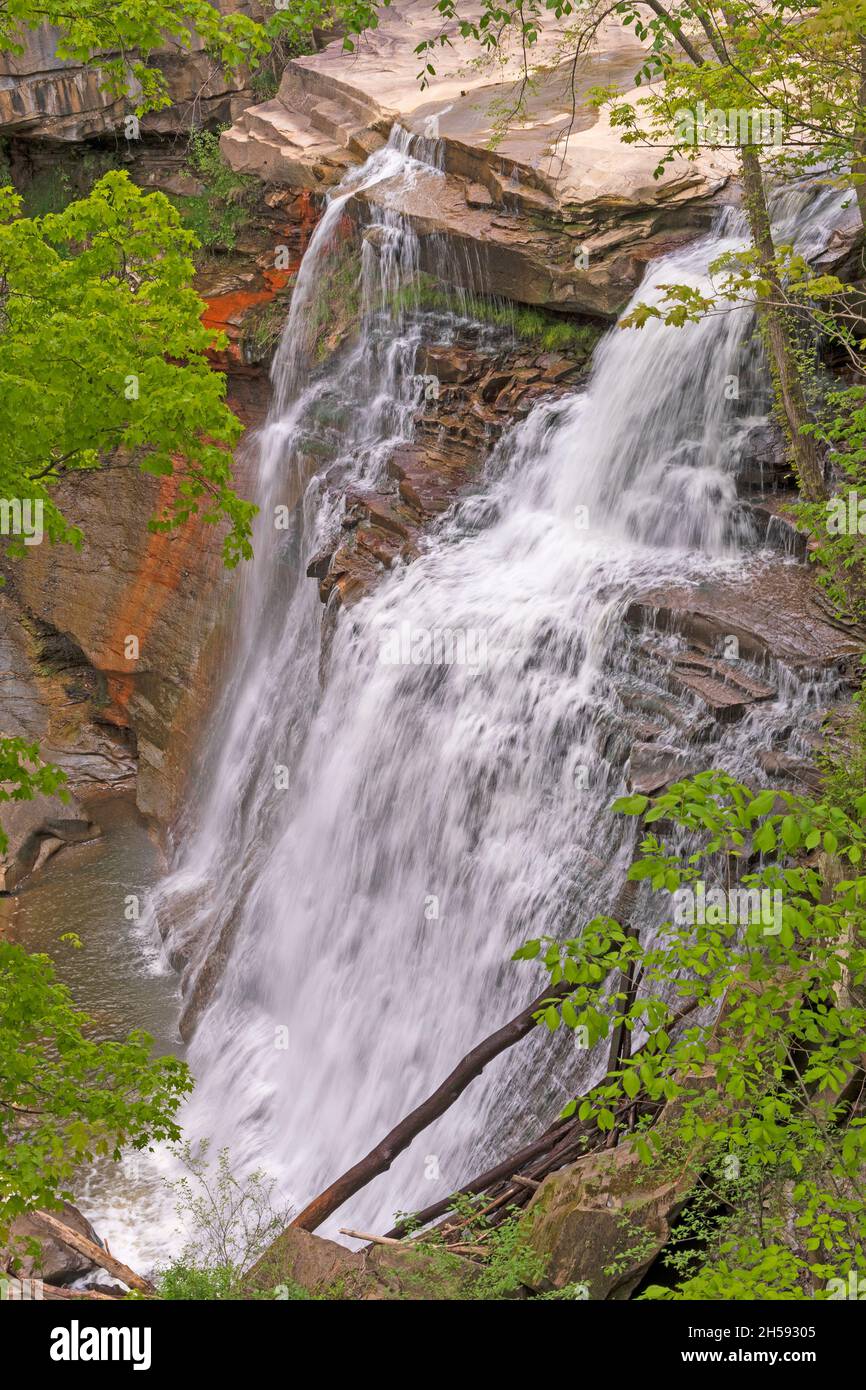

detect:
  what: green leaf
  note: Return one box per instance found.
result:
[612,795,650,816]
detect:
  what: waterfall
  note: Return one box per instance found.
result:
[142,150,846,1250]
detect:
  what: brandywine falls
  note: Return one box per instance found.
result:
[2,0,866,1344]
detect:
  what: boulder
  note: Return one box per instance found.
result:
[1,1203,104,1286]
[524,1137,694,1298]
[0,795,99,892]
[245,1225,479,1300]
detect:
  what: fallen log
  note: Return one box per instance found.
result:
[386,996,699,1237]
[39,1283,122,1301]
[289,977,576,1232]
[29,1210,154,1294]
[384,1114,577,1238]
[338,1227,404,1247]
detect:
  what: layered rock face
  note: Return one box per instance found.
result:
[308,333,599,612]
[0,166,312,883]
[0,2,263,141]
[0,468,233,836]
[221,1,736,319]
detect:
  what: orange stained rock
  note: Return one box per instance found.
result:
[102,466,212,723]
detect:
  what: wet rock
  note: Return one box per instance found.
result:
[627,562,866,676]
[415,345,476,384]
[465,181,494,209]
[628,742,703,796]
[757,750,823,792]
[1,796,80,892]
[310,331,592,611]
[2,1203,104,1286]
[669,654,775,722]
[734,422,792,495]
[0,796,99,893]
[746,497,809,560]
[245,1224,480,1300]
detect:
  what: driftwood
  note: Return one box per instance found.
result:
[338,1227,404,1247]
[385,994,700,1239]
[289,978,576,1232]
[29,1210,154,1294]
[39,1283,123,1301]
[290,874,699,1243]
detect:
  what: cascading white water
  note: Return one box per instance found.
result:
[102,148,848,1262]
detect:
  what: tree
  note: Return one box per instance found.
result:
[0,171,256,563]
[0,0,390,116]
[516,771,866,1298]
[0,940,192,1244]
[0,170,259,842]
[0,5,273,1228]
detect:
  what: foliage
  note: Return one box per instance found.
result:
[159,1262,318,1299]
[0,0,271,116]
[0,738,69,855]
[818,681,866,819]
[0,0,398,118]
[159,1174,547,1300]
[642,1239,814,1301]
[0,942,191,1243]
[241,295,293,364]
[309,237,361,361]
[0,10,261,1234]
[390,1196,548,1300]
[517,770,866,1298]
[159,1142,293,1292]
[0,171,255,565]
[794,388,866,620]
[173,129,259,252]
[393,274,599,355]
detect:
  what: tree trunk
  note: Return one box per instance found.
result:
[288,977,576,1232]
[648,3,828,502]
[854,41,866,232]
[739,144,826,501]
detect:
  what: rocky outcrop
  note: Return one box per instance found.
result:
[614,559,865,797]
[309,332,598,611]
[0,3,263,142]
[1,1203,105,1287]
[246,1224,480,1300]
[0,184,314,837]
[524,1136,694,1298]
[1,465,237,829]
[221,2,735,319]
[0,592,127,887]
[627,562,864,680]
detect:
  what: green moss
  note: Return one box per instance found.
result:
[393,275,600,357]
[310,245,362,361]
[172,129,259,252]
[241,294,293,365]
